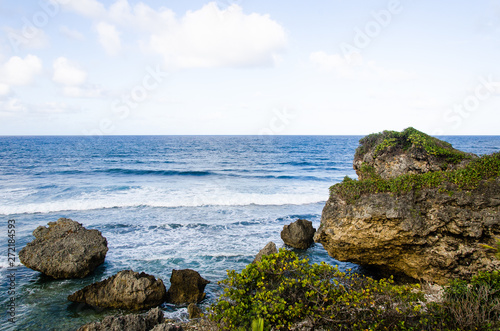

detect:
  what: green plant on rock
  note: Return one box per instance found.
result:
[331,152,500,204]
[208,249,426,330]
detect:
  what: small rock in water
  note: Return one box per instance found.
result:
[68,270,167,310]
[77,307,166,331]
[187,303,202,319]
[253,241,278,263]
[281,219,316,249]
[19,218,108,279]
[166,269,210,305]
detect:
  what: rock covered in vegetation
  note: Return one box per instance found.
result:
[281,219,316,249]
[353,127,475,180]
[253,241,278,263]
[19,218,108,279]
[315,129,500,284]
[77,307,167,331]
[166,269,210,304]
[68,270,167,310]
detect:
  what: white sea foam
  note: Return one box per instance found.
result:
[0,186,326,215]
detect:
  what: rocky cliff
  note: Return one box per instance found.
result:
[314,128,500,284]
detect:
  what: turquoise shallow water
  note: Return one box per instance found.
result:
[1,135,499,330]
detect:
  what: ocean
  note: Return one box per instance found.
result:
[1,135,499,330]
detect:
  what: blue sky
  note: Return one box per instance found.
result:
[0,0,499,135]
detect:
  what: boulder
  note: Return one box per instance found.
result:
[68,270,167,310]
[315,130,500,285]
[19,218,108,279]
[166,269,209,305]
[353,127,475,180]
[78,307,165,331]
[253,241,278,263]
[187,303,202,319]
[281,219,316,249]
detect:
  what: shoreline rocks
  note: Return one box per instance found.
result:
[19,218,108,279]
[68,270,167,310]
[281,219,316,249]
[166,269,209,305]
[253,242,278,263]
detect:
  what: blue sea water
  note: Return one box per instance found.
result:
[0,135,499,330]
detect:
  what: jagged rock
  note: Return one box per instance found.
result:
[253,241,278,263]
[68,270,167,310]
[315,130,500,285]
[353,127,475,180]
[151,324,183,331]
[19,218,108,279]
[281,219,316,249]
[77,307,164,331]
[166,269,209,305]
[187,303,202,319]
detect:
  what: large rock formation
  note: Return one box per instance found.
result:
[19,218,108,279]
[166,269,209,305]
[315,128,500,285]
[68,270,167,310]
[281,219,316,249]
[353,127,475,180]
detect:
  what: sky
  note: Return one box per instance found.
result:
[0,0,500,135]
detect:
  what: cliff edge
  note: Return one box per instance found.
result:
[314,128,500,284]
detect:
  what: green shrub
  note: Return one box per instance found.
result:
[443,271,500,330]
[208,249,426,330]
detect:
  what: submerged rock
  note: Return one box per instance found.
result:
[166,269,209,305]
[19,218,108,279]
[253,241,278,263]
[77,307,166,331]
[68,270,167,310]
[281,219,316,249]
[315,129,500,284]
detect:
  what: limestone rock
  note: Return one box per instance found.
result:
[315,177,500,285]
[68,270,167,310]
[151,324,183,331]
[353,127,475,180]
[166,269,209,305]
[187,303,202,319]
[281,219,316,249]
[19,218,108,279]
[253,241,278,263]
[77,307,164,331]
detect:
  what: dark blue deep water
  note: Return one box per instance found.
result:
[0,135,499,330]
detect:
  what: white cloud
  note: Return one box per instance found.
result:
[310,51,413,81]
[148,3,287,68]
[0,84,10,96]
[0,98,26,112]
[6,27,49,52]
[62,86,103,98]
[53,57,87,86]
[60,0,107,19]
[0,55,43,87]
[59,25,85,40]
[95,22,121,55]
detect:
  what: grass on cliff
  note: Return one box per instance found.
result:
[355,127,472,165]
[331,152,500,204]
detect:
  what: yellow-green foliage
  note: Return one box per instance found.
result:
[332,152,500,204]
[356,127,471,164]
[208,249,425,330]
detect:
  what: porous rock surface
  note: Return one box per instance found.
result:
[68,270,167,310]
[19,218,108,279]
[281,219,316,249]
[166,269,209,305]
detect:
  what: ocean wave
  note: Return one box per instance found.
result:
[53,168,214,177]
[0,192,327,215]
